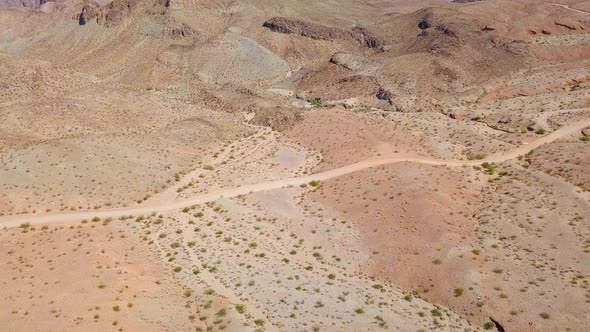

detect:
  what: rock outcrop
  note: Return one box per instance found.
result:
[376,87,394,105]
[165,23,198,39]
[0,0,49,9]
[554,21,577,30]
[252,107,303,131]
[263,17,383,49]
[77,0,169,27]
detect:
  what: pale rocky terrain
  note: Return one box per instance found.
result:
[1,0,589,331]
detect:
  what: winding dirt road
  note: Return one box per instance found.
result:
[548,2,590,15]
[2,118,589,228]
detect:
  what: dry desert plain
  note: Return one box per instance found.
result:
[0,0,590,331]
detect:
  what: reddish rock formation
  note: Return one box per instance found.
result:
[263,17,383,49]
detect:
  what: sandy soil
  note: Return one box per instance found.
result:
[0,221,196,331]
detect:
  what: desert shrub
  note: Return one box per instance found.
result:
[309,98,322,107]
[235,304,246,314]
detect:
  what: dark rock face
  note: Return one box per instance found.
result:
[263,17,383,49]
[78,11,87,25]
[489,317,506,332]
[76,0,169,27]
[376,88,393,105]
[0,0,49,9]
[263,17,353,41]
[418,19,431,30]
[77,0,134,27]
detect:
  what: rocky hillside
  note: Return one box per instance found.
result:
[0,0,587,113]
[0,0,49,9]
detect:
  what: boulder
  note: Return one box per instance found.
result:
[555,21,577,30]
[527,123,538,132]
[376,88,393,105]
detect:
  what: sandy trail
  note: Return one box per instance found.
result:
[2,118,589,228]
[149,127,269,203]
[548,2,590,15]
[534,108,589,129]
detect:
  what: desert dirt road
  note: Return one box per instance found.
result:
[2,118,589,228]
[548,2,590,15]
